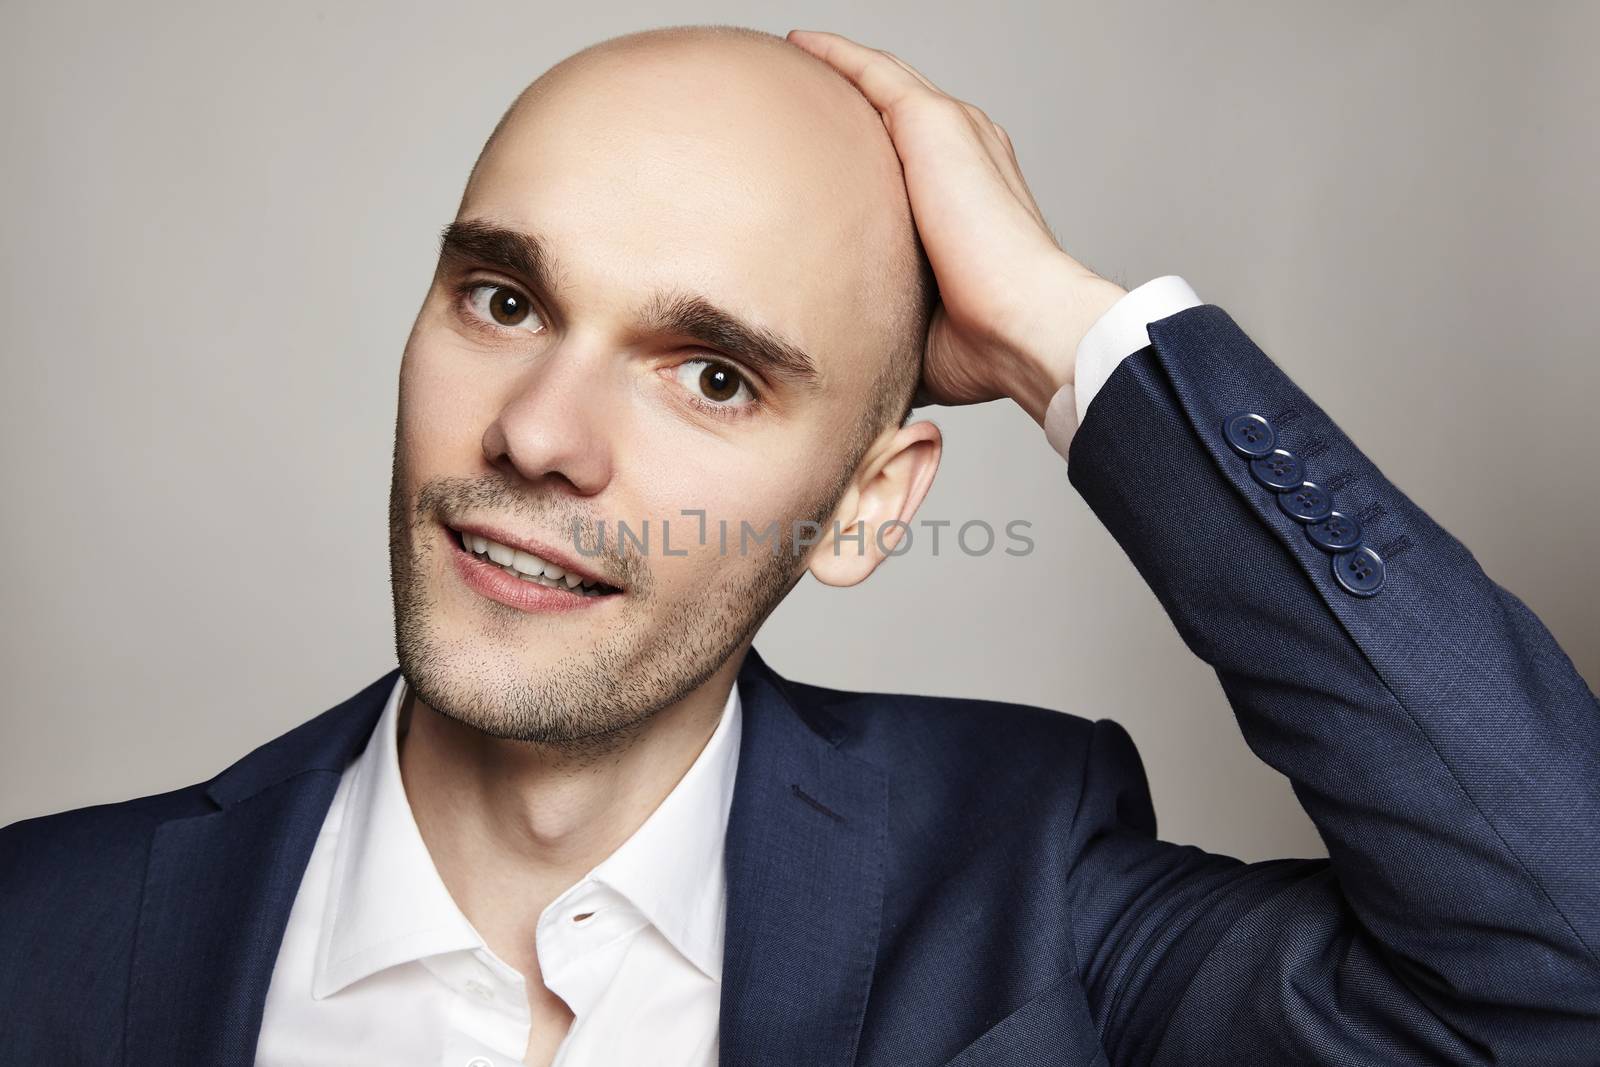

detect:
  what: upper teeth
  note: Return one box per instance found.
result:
[459,531,610,595]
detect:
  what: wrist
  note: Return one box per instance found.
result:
[1004,262,1125,425]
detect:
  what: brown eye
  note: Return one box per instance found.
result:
[671,358,755,409]
[488,287,527,325]
[699,362,740,402]
[465,284,540,331]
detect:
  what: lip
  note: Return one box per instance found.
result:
[445,518,618,590]
[442,520,621,615]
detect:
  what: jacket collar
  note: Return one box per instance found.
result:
[125,649,887,1067]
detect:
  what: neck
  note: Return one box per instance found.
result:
[396,649,746,973]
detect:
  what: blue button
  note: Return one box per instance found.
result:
[1222,411,1276,458]
[1249,449,1304,491]
[1306,510,1363,552]
[1332,546,1385,596]
[1277,481,1334,523]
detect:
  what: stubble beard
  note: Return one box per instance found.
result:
[385,437,847,760]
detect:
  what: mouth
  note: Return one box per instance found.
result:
[442,518,623,611]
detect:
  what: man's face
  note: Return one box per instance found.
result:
[388,37,917,747]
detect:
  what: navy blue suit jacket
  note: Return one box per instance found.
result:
[3,306,1598,1065]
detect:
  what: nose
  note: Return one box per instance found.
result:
[481,345,616,496]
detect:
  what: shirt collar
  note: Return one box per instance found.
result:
[584,675,742,982]
[312,671,743,998]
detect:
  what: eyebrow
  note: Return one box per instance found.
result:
[437,219,822,391]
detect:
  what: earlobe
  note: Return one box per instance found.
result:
[809,420,942,588]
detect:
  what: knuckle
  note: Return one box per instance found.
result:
[908,95,961,123]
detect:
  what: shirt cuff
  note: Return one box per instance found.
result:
[1042,275,1203,462]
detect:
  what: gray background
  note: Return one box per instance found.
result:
[3,0,1596,861]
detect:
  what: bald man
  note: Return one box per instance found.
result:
[3,22,1597,1067]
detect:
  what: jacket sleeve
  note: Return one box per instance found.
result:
[1060,304,1600,1066]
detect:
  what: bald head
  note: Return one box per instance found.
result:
[461,24,935,457]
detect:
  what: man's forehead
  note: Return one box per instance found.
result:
[468,61,892,242]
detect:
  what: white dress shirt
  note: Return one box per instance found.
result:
[255,671,743,1067]
[253,273,1198,1066]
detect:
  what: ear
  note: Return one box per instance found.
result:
[809,419,942,587]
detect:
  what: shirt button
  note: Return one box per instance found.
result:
[464,979,495,1002]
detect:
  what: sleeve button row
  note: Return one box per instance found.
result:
[1219,411,1385,596]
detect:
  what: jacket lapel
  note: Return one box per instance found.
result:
[720,650,889,1067]
[124,669,397,1065]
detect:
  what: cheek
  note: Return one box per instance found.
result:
[626,387,847,524]
[627,439,841,593]
[628,422,812,529]
[397,336,496,468]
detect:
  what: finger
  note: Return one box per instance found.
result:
[785,29,937,114]
[955,102,1045,224]
[881,50,941,95]
[991,123,1048,224]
